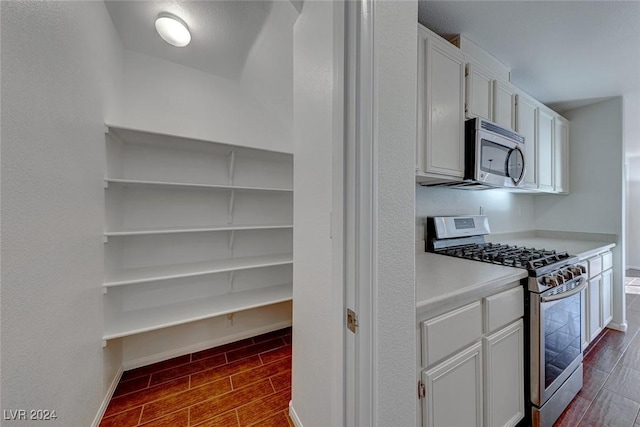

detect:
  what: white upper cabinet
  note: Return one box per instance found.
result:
[553,115,570,194]
[417,25,466,183]
[515,93,538,189]
[492,80,515,130]
[536,106,555,192]
[466,63,493,121]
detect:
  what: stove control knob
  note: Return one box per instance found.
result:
[545,274,562,287]
[561,269,574,280]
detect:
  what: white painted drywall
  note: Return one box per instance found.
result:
[416,187,536,246]
[535,98,625,327]
[291,1,344,425]
[240,1,297,131]
[373,2,418,425]
[625,92,640,269]
[1,1,124,425]
[120,49,292,153]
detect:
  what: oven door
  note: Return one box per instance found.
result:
[474,129,525,188]
[530,276,586,407]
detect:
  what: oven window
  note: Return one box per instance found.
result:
[480,139,510,177]
[544,291,581,388]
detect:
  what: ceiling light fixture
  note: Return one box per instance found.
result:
[155,13,191,47]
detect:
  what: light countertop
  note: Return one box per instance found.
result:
[416,252,527,316]
[416,236,615,318]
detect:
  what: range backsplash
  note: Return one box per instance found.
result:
[415,185,535,251]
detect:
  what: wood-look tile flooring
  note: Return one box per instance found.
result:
[554,282,640,427]
[100,327,292,427]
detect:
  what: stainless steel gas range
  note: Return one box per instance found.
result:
[426,215,587,427]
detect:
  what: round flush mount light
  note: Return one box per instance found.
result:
[155,13,191,47]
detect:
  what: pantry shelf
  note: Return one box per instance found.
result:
[104,253,293,287]
[104,224,293,237]
[104,178,293,193]
[103,283,293,340]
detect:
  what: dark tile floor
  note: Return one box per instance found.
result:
[99,327,292,427]
[554,278,640,427]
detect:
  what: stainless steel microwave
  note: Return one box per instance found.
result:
[464,118,526,188]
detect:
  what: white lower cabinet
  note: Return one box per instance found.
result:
[602,269,613,326]
[422,342,483,427]
[583,250,614,346]
[588,275,603,342]
[419,285,524,427]
[484,320,524,427]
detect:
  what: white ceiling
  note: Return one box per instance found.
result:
[418,1,640,112]
[104,0,278,80]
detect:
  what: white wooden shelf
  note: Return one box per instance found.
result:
[103,283,292,340]
[105,253,293,287]
[104,224,293,237]
[105,124,293,156]
[104,178,293,193]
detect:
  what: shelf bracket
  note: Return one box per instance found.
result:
[102,287,108,294]
[102,339,107,348]
[228,270,235,293]
[228,230,235,251]
[103,235,108,244]
[227,190,235,224]
[103,180,109,189]
[228,150,236,185]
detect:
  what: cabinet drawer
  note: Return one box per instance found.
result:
[602,252,613,271]
[422,301,482,367]
[484,286,524,334]
[588,256,602,278]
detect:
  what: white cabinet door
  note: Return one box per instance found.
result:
[601,269,613,327]
[589,276,603,342]
[466,63,493,121]
[422,342,483,427]
[484,320,524,427]
[537,107,554,192]
[553,115,570,194]
[493,80,515,130]
[417,28,466,179]
[581,287,588,351]
[515,94,537,189]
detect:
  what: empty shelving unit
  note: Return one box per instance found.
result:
[103,125,293,342]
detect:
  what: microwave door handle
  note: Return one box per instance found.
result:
[540,276,587,303]
[506,147,525,186]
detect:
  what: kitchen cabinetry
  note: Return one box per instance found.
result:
[493,80,515,130]
[102,125,293,340]
[416,24,466,184]
[583,250,614,346]
[466,63,493,122]
[553,115,570,194]
[418,285,524,427]
[515,93,538,189]
[465,63,515,131]
[536,106,555,192]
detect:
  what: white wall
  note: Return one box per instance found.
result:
[373,2,418,425]
[240,1,297,130]
[416,187,535,245]
[1,1,124,425]
[535,98,626,327]
[291,1,344,425]
[625,91,640,269]
[120,49,292,153]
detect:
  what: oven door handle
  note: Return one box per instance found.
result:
[540,276,587,302]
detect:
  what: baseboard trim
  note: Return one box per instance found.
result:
[607,322,628,333]
[626,266,640,272]
[91,366,123,427]
[122,320,293,370]
[289,401,303,427]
